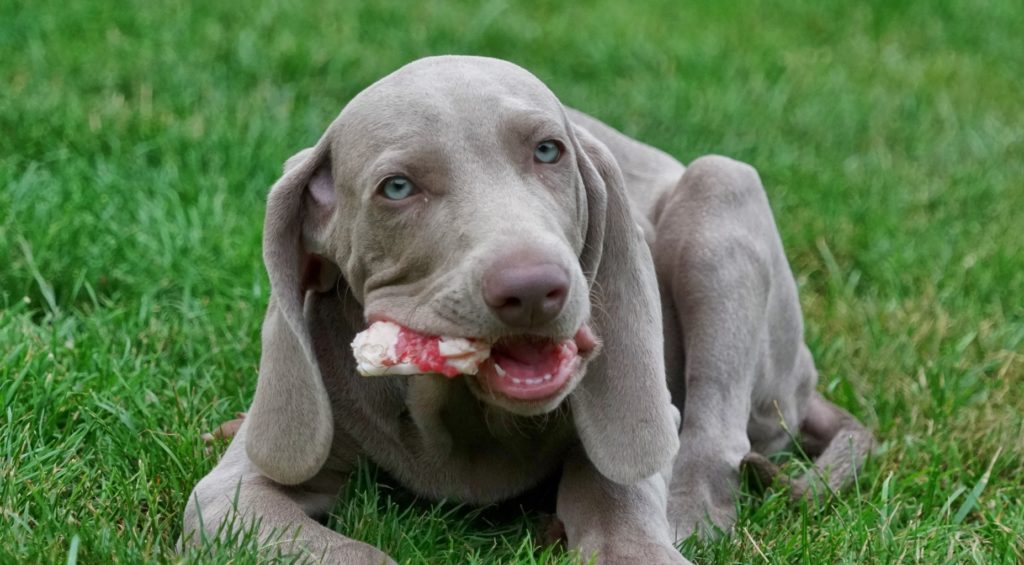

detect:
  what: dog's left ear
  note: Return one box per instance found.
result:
[569,124,680,484]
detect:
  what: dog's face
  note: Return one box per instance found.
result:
[314,58,599,415]
[251,56,678,487]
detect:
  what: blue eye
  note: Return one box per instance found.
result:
[534,140,562,164]
[380,176,416,200]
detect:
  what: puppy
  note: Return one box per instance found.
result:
[183,56,871,564]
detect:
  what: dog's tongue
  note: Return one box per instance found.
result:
[479,329,593,400]
[492,338,560,366]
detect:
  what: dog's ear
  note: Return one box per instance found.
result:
[569,124,680,484]
[245,135,341,485]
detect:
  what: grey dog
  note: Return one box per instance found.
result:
[182,56,873,564]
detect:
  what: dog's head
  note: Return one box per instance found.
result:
[248,56,678,486]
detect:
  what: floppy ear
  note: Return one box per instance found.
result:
[245,134,341,485]
[568,124,680,485]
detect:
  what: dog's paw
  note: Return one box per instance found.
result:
[201,412,247,444]
[281,534,396,565]
[316,542,397,565]
[579,540,691,565]
[667,454,743,542]
[740,451,836,505]
[667,478,738,542]
[667,500,736,542]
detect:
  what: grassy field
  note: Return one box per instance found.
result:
[2,0,1022,562]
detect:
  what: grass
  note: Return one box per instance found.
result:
[1,0,1022,562]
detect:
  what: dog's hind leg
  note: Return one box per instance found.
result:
[743,392,873,503]
[790,392,874,501]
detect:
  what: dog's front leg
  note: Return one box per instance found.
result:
[182,422,394,564]
[557,446,691,565]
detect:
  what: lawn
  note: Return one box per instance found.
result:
[1,0,1021,562]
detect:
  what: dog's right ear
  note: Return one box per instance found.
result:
[245,135,340,485]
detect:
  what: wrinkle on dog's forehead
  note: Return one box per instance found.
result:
[372,56,562,115]
[327,56,590,338]
[331,56,564,169]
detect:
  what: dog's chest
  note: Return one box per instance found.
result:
[344,376,576,504]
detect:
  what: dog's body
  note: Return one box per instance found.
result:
[183,56,871,564]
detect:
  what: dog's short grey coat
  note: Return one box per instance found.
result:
[182,56,872,564]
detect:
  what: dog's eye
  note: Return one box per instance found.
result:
[534,140,562,164]
[379,176,417,200]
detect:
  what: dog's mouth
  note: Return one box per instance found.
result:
[352,319,597,402]
[476,329,596,401]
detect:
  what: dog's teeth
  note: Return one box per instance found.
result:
[512,378,522,385]
[525,378,540,385]
[542,373,552,382]
[494,363,506,377]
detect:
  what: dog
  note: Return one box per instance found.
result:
[182,55,873,564]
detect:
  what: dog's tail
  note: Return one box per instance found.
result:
[743,392,874,503]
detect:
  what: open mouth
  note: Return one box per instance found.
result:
[478,333,588,400]
[352,320,597,402]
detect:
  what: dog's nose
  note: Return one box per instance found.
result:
[483,258,569,328]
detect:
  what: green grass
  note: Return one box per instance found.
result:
[2,0,1022,562]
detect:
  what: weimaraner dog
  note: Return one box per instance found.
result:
[182,56,872,563]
